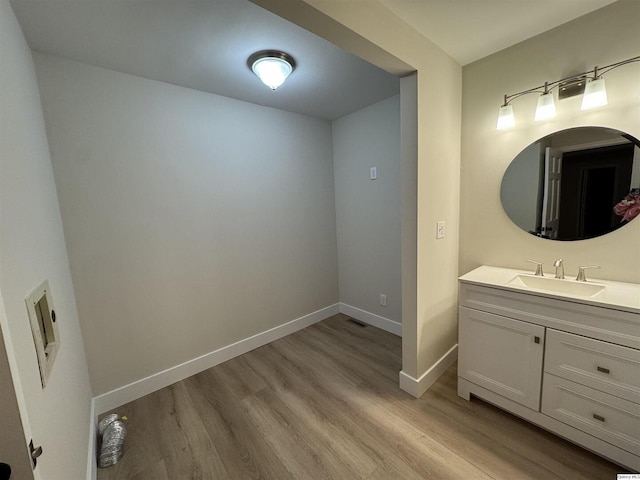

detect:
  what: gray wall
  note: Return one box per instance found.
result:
[264,0,462,386]
[34,54,340,395]
[0,1,93,478]
[332,95,401,323]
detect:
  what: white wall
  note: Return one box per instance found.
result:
[0,1,93,478]
[332,95,401,324]
[34,54,339,395]
[461,0,640,283]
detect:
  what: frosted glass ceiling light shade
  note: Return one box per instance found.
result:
[248,50,296,90]
[496,104,515,130]
[534,91,556,121]
[581,78,608,110]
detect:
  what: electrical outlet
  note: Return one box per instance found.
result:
[379,294,387,306]
[436,221,445,239]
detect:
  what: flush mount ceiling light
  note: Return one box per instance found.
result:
[248,50,296,91]
[496,55,639,130]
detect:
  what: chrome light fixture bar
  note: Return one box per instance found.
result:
[496,55,639,130]
[248,50,296,90]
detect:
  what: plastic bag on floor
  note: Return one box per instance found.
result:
[97,414,127,468]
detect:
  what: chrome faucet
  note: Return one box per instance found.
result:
[553,258,564,279]
[526,260,544,276]
[576,265,601,282]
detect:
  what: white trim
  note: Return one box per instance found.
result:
[93,304,340,414]
[399,344,458,398]
[557,136,631,154]
[86,398,97,480]
[339,303,402,337]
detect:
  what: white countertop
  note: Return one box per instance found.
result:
[459,265,640,313]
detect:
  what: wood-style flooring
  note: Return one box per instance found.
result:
[98,314,626,479]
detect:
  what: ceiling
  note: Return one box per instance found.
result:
[381,0,617,66]
[10,0,400,121]
[11,0,617,120]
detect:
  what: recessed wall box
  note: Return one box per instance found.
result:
[26,280,59,388]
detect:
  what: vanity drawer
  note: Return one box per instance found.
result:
[541,373,640,455]
[545,329,640,404]
[459,283,640,349]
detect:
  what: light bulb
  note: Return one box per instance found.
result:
[251,57,293,90]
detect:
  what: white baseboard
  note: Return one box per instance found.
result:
[87,398,97,480]
[339,303,402,337]
[93,304,340,414]
[399,344,458,398]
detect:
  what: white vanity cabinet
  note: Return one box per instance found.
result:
[457,267,640,471]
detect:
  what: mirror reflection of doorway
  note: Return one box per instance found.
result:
[500,127,640,241]
[558,143,633,240]
[541,147,562,239]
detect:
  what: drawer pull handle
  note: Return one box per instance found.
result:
[596,366,610,374]
[534,336,540,344]
[593,413,605,422]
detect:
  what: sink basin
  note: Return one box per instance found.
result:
[459,265,640,312]
[508,274,606,297]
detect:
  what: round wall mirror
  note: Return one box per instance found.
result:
[500,126,640,241]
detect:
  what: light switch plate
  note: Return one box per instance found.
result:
[436,221,445,239]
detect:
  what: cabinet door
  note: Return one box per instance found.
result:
[459,307,545,410]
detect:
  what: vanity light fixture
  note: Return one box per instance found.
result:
[248,50,296,90]
[496,55,639,130]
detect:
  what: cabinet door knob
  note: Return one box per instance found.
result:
[534,336,540,344]
[593,413,606,422]
[596,366,610,374]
